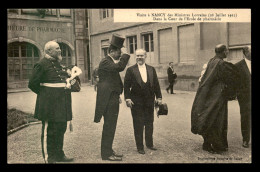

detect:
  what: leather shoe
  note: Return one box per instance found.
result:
[242,141,249,148]
[138,149,145,154]
[166,88,169,93]
[203,145,218,154]
[147,146,157,150]
[56,156,74,162]
[102,155,122,161]
[113,151,123,157]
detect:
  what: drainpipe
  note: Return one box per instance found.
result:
[73,9,77,66]
[87,9,93,82]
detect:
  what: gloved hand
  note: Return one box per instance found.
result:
[126,99,134,108]
[155,98,162,105]
[121,47,128,55]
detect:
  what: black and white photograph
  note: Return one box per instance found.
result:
[6,8,251,164]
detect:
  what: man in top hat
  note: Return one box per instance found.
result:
[191,44,239,154]
[124,49,162,154]
[235,45,251,148]
[94,34,130,161]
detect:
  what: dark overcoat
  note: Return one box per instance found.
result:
[28,56,72,122]
[124,64,162,104]
[191,55,239,136]
[235,59,251,113]
[167,67,177,84]
[94,54,130,123]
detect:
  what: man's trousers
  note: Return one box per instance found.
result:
[42,121,67,162]
[167,81,174,94]
[131,103,154,150]
[240,108,251,142]
[101,92,119,159]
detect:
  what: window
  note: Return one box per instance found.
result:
[58,43,72,66]
[178,24,195,63]
[142,33,154,52]
[8,42,40,81]
[111,9,114,17]
[45,9,57,16]
[20,9,71,18]
[228,23,251,46]
[21,9,53,18]
[59,9,71,17]
[8,9,18,14]
[158,28,174,63]
[100,9,109,19]
[21,9,38,15]
[127,36,137,54]
[102,47,108,58]
[101,39,110,58]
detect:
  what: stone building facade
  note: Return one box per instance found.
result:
[7,9,251,91]
[7,9,90,89]
[88,9,251,91]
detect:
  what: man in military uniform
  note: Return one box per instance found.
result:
[28,41,74,163]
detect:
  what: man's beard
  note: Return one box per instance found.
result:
[57,55,62,62]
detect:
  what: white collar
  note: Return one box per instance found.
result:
[108,54,119,64]
[244,58,251,74]
[244,58,251,64]
[137,63,146,68]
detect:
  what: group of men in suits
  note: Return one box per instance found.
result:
[28,35,251,163]
[94,34,251,160]
[94,34,162,161]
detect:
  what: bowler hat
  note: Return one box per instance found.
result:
[110,34,125,48]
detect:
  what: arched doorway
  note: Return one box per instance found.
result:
[58,42,73,66]
[8,42,40,81]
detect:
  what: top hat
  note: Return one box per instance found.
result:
[110,34,125,48]
[155,102,168,117]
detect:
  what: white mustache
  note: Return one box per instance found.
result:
[57,55,62,62]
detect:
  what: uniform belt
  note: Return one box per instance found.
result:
[40,83,66,87]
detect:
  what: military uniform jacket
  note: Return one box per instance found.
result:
[94,54,130,123]
[28,56,72,122]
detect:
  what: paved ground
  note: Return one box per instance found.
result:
[7,84,251,164]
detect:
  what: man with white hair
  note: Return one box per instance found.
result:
[124,49,162,154]
[28,41,74,163]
